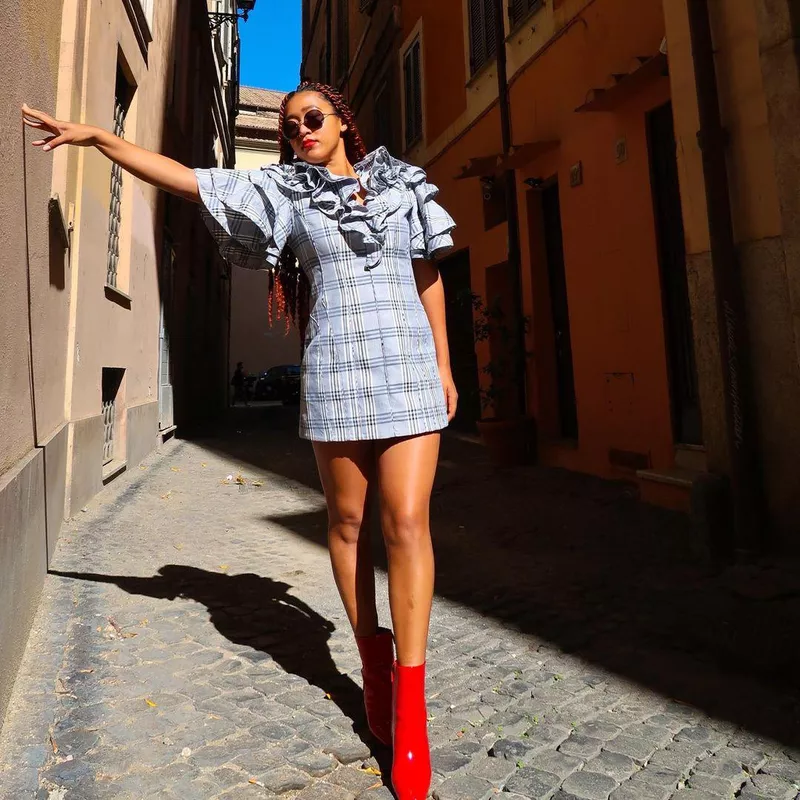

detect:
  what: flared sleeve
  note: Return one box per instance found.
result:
[194,167,293,270]
[405,168,457,261]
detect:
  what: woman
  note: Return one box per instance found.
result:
[23,81,457,799]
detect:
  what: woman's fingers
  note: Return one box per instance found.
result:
[42,134,68,152]
[22,104,56,126]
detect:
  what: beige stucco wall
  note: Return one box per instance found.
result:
[65,0,168,427]
[0,0,66,476]
[0,0,66,732]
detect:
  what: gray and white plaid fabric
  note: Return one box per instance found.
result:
[195,146,457,442]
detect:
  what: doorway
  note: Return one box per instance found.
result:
[647,102,702,445]
[541,182,579,440]
[440,250,481,432]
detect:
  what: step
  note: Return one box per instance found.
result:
[636,467,700,488]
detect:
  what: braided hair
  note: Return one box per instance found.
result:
[269,82,368,339]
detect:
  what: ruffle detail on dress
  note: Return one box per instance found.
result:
[195,168,294,270]
[263,146,455,268]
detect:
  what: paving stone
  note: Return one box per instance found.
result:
[583,751,639,782]
[489,737,535,762]
[627,767,682,791]
[355,785,394,799]
[559,734,605,759]
[504,767,562,799]
[674,727,728,750]
[738,773,798,800]
[528,749,585,779]
[610,781,674,800]
[322,736,372,765]
[326,765,384,794]
[668,791,722,800]
[432,774,494,800]
[465,755,515,785]
[560,770,619,799]
[295,782,356,800]
[431,747,472,775]
[259,765,312,793]
[762,757,800,782]
[604,735,659,766]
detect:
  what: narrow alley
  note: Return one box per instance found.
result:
[0,407,798,799]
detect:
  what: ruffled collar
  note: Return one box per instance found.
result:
[263,147,422,269]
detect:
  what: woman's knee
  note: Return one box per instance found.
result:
[382,507,428,549]
[328,509,366,545]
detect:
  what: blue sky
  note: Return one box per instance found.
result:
[239,1,302,92]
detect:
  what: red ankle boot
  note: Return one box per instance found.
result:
[391,662,431,800]
[355,628,394,745]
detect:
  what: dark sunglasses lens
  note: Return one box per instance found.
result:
[284,109,328,140]
[304,109,326,132]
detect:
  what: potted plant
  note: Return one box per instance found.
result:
[471,292,537,465]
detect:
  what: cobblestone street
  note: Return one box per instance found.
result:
[1,406,798,800]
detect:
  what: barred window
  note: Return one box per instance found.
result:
[102,368,124,465]
[107,66,133,288]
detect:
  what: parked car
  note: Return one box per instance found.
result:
[254,365,301,404]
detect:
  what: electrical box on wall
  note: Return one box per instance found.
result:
[569,161,583,187]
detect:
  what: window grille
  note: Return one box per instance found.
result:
[107,68,131,288]
[101,368,124,465]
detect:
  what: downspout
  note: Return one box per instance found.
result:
[492,0,527,415]
[325,0,333,84]
[685,0,766,555]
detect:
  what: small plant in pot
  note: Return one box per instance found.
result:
[472,292,537,465]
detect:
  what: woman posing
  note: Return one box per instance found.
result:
[23,81,457,800]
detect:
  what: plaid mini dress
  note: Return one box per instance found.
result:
[195,146,457,442]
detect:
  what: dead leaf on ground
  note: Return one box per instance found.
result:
[145,698,157,708]
[248,779,266,787]
[160,491,173,500]
[235,474,247,485]
[173,543,184,551]
[219,564,230,573]
[49,734,58,754]
[201,463,208,468]
[55,678,70,694]
[170,467,181,472]
[252,480,264,487]
[360,766,381,776]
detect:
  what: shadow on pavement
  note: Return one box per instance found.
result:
[196,405,800,749]
[49,565,393,777]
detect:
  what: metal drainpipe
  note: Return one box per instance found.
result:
[685,0,766,555]
[492,0,527,416]
[325,0,333,84]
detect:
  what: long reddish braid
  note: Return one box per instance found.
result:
[269,83,368,338]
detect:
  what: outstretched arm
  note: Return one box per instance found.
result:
[22,104,200,202]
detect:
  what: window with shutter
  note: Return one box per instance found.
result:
[403,38,423,149]
[508,0,543,30]
[469,0,497,77]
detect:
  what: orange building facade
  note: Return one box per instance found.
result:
[305,0,800,552]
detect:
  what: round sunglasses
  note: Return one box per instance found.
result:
[283,108,338,141]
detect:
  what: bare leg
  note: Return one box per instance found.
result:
[313,441,379,636]
[376,433,440,666]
